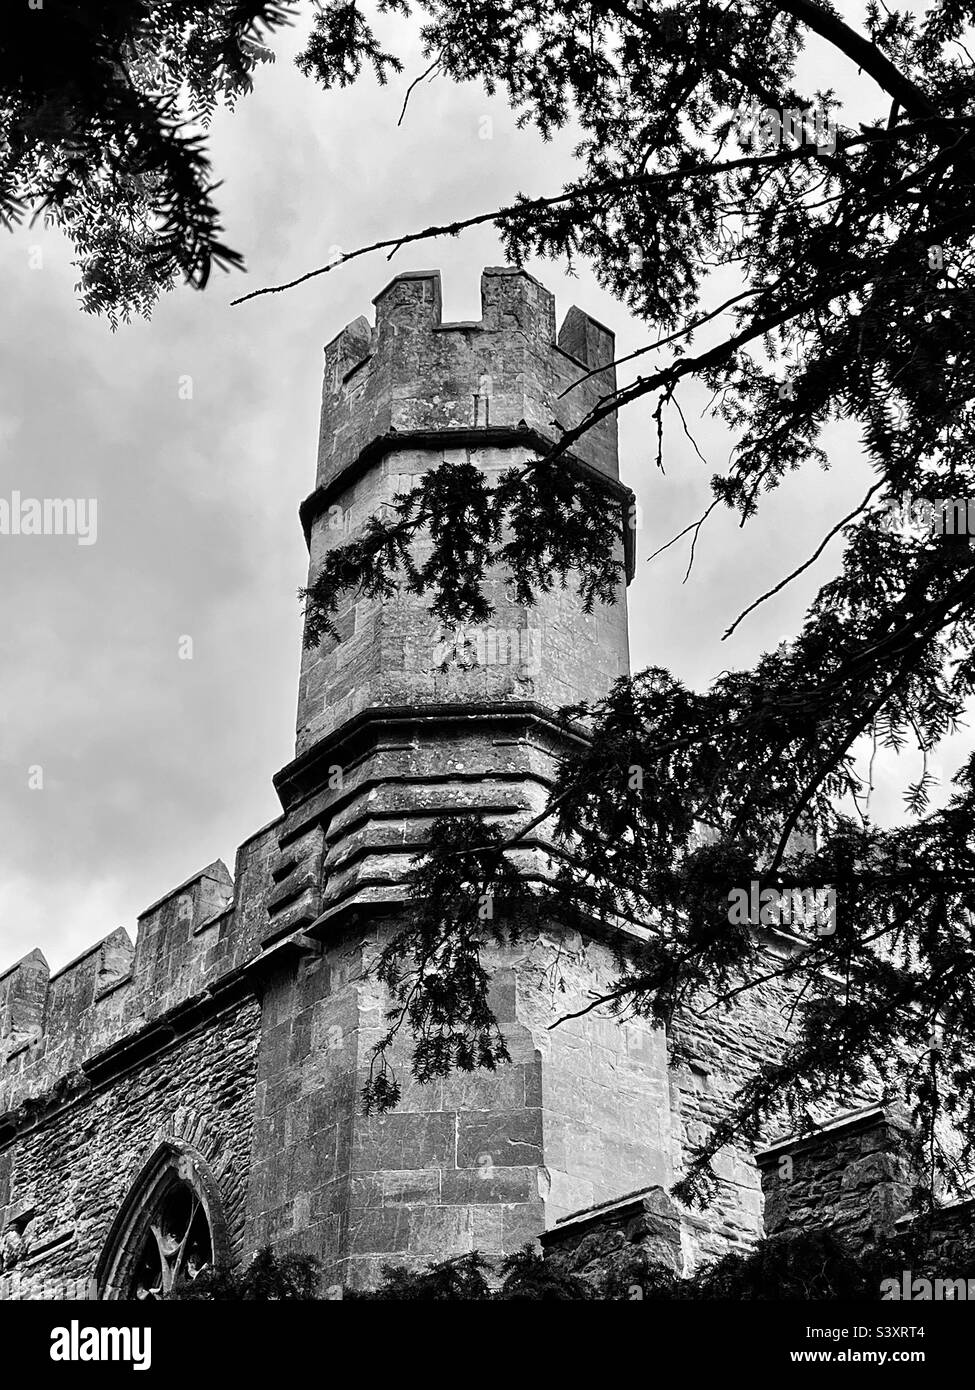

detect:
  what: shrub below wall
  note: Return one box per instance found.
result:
[169,1229,975,1301]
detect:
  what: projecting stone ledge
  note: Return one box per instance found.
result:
[540,1184,685,1295]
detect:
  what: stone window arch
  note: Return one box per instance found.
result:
[96,1140,230,1299]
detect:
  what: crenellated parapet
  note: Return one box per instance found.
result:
[304,266,619,526]
[0,817,297,1123]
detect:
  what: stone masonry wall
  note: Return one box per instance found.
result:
[668,930,804,1266]
[541,1185,684,1296]
[245,915,672,1290]
[756,1105,975,1292]
[0,998,259,1295]
[757,1106,917,1254]
[297,444,630,756]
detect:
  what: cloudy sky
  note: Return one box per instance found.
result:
[0,3,965,974]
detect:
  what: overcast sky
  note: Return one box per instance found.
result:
[0,3,966,975]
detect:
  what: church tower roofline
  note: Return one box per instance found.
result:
[309,266,621,514]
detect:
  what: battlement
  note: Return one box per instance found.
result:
[313,266,619,504]
[0,814,287,1120]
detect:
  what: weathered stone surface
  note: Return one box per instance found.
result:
[0,1000,259,1296]
[315,268,618,493]
[542,1185,684,1296]
[239,917,679,1287]
[0,950,49,1066]
[756,1105,917,1253]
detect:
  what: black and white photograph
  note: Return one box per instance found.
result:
[0,0,973,1367]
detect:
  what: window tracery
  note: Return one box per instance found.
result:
[96,1141,228,1299]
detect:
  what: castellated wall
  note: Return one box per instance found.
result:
[0,835,283,1295]
[0,842,802,1291]
[0,887,797,1291]
[0,879,679,1292]
[0,1005,259,1296]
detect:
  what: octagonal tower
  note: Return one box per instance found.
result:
[254,268,672,1287]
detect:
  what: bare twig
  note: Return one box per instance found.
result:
[397,52,443,126]
[722,481,884,640]
[230,122,971,307]
[645,499,720,565]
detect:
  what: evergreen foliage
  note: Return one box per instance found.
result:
[0,1,401,323]
[169,1232,975,1300]
[169,1245,323,1300]
[288,1,975,1214]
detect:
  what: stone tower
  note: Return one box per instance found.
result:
[3,268,782,1300]
[256,267,673,1285]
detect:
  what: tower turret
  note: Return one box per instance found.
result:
[277,268,631,920]
[251,267,668,1287]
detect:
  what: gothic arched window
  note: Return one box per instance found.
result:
[96,1140,230,1300]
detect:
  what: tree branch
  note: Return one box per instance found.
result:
[773,0,939,119]
[722,481,885,640]
[230,122,966,307]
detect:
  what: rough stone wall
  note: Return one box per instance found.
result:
[757,1106,917,1253]
[667,931,803,1265]
[541,1186,684,1295]
[0,999,259,1296]
[756,1105,975,1290]
[912,1199,975,1275]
